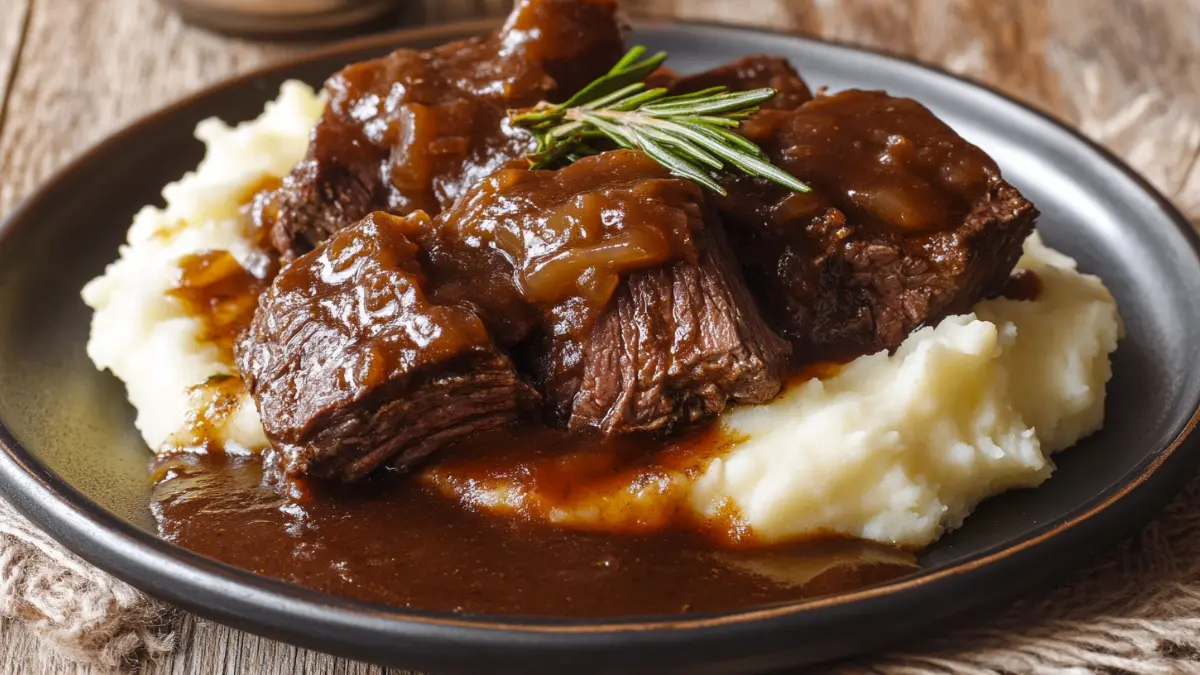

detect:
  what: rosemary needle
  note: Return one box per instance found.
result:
[510,46,809,196]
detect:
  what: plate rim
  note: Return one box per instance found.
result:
[0,13,1197,657]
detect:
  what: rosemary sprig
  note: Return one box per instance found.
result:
[510,46,809,196]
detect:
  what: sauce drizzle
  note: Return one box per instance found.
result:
[169,250,267,362]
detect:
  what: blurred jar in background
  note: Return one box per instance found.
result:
[160,0,407,38]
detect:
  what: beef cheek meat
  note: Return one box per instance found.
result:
[419,150,790,434]
[719,89,1038,356]
[256,0,627,261]
[557,217,789,433]
[236,212,535,482]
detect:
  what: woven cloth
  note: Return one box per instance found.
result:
[0,497,174,668]
[3,472,1200,672]
[847,472,1200,674]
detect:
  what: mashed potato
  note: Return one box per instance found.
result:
[83,84,1122,549]
[82,81,324,453]
[690,234,1122,546]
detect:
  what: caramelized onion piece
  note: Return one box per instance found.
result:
[425,150,704,315]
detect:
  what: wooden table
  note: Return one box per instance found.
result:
[1,0,1198,672]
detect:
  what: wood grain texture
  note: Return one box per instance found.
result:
[0,0,31,139]
[0,0,1197,673]
[1042,0,1200,211]
[0,0,301,217]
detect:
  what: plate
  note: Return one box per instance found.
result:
[0,19,1197,674]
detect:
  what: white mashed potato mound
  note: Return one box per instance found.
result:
[81,81,324,452]
[691,233,1122,547]
[82,83,1122,550]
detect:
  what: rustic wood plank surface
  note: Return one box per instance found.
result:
[0,1,30,135]
[0,0,1197,673]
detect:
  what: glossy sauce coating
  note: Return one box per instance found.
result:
[737,89,997,235]
[420,150,705,342]
[260,212,493,396]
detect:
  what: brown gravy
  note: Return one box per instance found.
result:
[169,250,266,362]
[152,451,917,617]
[421,424,745,541]
[166,374,248,453]
[1001,269,1042,301]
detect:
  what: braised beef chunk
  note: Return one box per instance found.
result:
[664,56,813,110]
[719,89,1037,355]
[237,212,534,481]
[257,0,627,261]
[555,218,790,432]
[421,150,789,434]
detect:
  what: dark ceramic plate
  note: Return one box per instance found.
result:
[0,19,1197,675]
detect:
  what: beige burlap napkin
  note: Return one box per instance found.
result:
[3,472,1200,672]
[845,471,1200,674]
[0,497,174,668]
